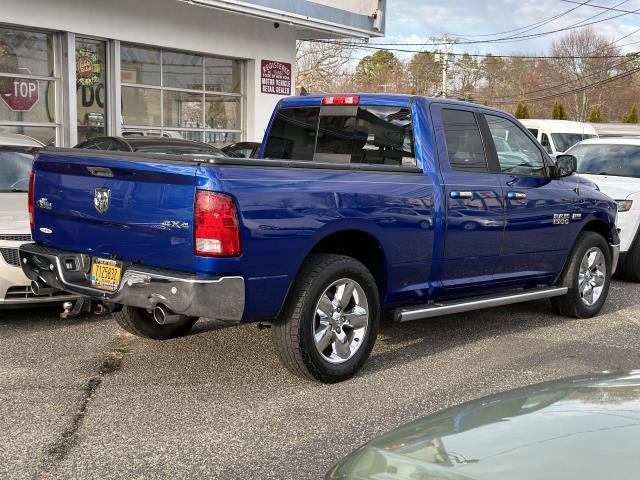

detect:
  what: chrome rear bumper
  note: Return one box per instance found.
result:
[18,243,244,320]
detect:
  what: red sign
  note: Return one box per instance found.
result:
[261,60,291,95]
[1,68,39,112]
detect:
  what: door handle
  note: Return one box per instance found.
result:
[507,191,527,200]
[450,191,473,200]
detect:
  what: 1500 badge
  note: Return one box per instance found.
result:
[554,213,571,225]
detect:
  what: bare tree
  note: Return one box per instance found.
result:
[295,41,353,94]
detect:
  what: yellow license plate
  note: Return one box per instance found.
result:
[90,258,122,292]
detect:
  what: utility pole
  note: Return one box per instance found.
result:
[434,35,454,98]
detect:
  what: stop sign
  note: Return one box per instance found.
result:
[1,68,39,112]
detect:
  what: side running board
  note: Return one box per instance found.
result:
[395,287,568,323]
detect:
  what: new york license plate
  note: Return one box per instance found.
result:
[90,258,122,292]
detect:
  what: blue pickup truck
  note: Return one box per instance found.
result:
[20,94,619,383]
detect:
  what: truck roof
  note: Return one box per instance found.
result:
[278,94,508,115]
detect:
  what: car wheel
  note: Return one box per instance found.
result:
[619,238,640,282]
[272,254,380,383]
[551,232,612,318]
[114,305,198,340]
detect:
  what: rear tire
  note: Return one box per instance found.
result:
[272,254,380,383]
[551,232,612,318]
[114,306,198,340]
[619,238,640,282]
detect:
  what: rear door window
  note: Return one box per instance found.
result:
[442,109,488,172]
[264,105,416,167]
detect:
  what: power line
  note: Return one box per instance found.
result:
[559,0,640,15]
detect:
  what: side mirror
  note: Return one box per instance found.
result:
[552,154,577,178]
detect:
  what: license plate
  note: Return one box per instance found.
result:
[90,258,122,292]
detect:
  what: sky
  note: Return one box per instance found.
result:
[359,0,640,59]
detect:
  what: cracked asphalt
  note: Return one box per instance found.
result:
[2,279,640,479]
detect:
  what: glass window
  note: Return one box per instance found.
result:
[0,125,55,146]
[540,133,552,154]
[76,38,107,143]
[204,95,240,130]
[205,56,241,93]
[163,90,203,128]
[0,27,54,77]
[485,114,545,176]
[572,144,640,178]
[122,86,161,126]
[0,78,56,123]
[162,50,202,90]
[0,148,35,192]
[442,109,488,172]
[315,110,357,163]
[527,128,539,138]
[551,133,597,153]
[120,45,161,86]
[352,106,415,167]
[264,107,319,160]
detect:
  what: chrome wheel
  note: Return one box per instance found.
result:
[313,278,369,364]
[579,247,607,306]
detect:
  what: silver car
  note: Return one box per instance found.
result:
[0,133,78,307]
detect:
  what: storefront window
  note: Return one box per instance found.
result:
[76,38,107,143]
[121,43,243,145]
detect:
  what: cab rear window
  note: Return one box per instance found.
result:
[264,105,416,167]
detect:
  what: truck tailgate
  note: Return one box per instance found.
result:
[32,151,198,272]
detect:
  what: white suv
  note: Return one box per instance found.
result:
[0,133,78,307]
[568,137,640,280]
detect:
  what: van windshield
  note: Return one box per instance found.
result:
[572,143,640,178]
[264,105,416,167]
[551,133,597,153]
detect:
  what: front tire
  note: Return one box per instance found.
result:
[551,232,612,318]
[114,306,198,340]
[272,254,380,383]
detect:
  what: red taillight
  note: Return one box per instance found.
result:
[28,171,35,230]
[322,95,360,106]
[194,191,241,257]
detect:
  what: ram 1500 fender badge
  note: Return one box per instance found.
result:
[36,198,52,210]
[553,213,571,225]
[94,188,111,214]
[161,220,190,230]
[39,227,52,234]
[572,213,582,221]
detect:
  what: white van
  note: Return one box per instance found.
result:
[520,119,598,156]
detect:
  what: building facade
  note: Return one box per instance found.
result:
[0,0,385,147]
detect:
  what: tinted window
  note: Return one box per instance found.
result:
[540,133,552,154]
[352,107,415,166]
[442,109,488,172]
[527,128,539,137]
[486,115,545,176]
[264,107,319,160]
[264,105,415,167]
[572,144,640,178]
[0,149,35,192]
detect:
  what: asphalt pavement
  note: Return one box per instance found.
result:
[3,279,640,479]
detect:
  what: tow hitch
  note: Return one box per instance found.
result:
[60,298,120,319]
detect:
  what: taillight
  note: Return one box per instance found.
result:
[28,171,35,230]
[194,191,241,257]
[322,95,359,106]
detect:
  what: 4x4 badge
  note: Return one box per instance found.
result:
[94,188,111,214]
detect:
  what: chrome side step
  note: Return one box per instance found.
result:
[395,287,568,323]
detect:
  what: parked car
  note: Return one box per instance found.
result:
[521,119,598,156]
[325,370,640,480]
[221,141,261,158]
[0,133,78,307]
[20,94,618,382]
[569,137,640,281]
[74,136,226,156]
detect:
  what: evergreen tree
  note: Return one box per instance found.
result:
[515,102,529,119]
[588,106,603,123]
[623,105,639,123]
[551,102,567,120]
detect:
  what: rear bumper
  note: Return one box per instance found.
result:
[18,243,245,321]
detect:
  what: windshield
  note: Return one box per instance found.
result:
[0,149,35,192]
[571,143,640,178]
[551,133,597,153]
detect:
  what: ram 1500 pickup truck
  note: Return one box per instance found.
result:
[20,94,620,383]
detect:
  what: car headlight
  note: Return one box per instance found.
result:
[616,200,633,212]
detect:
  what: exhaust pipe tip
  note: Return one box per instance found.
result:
[153,304,183,325]
[31,279,55,296]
